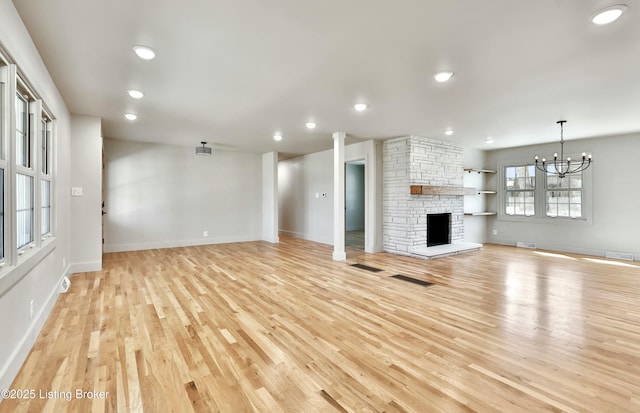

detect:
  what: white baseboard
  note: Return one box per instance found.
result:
[491,238,638,260]
[278,229,305,239]
[332,251,347,261]
[103,234,262,253]
[68,261,102,274]
[0,272,65,393]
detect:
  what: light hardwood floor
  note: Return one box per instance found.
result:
[2,237,639,412]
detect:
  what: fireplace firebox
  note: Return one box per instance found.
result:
[427,213,451,247]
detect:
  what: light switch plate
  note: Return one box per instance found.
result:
[71,187,83,196]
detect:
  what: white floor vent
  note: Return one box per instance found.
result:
[60,276,71,293]
[516,241,537,249]
[605,251,635,261]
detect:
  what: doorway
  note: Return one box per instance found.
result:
[345,160,365,250]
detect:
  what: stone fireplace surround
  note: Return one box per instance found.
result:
[383,136,480,258]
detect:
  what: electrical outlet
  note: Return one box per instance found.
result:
[203,231,208,237]
[492,229,498,236]
[30,300,34,320]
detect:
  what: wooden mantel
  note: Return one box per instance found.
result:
[410,185,476,196]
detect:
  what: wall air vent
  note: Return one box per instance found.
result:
[516,241,537,249]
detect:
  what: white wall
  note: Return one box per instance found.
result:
[0,0,71,391]
[485,132,640,258]
[278,139,382,251]
[346,163,365,231]
[70,115,102,272]
[103,139,263,252]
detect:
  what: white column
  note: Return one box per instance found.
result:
[332,132,346,261]
[262,151,279,243]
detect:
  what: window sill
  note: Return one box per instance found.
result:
[0,237,57,297]
[497,214,591,225]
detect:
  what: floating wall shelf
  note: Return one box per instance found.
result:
[464,168,496,174]
[464,212,497,216]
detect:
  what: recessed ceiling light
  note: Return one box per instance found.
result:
[353,103,368,112]
[485,137,494,144]
[127,89,144,99]
[132,45,157,60]
[124,113,138,121]
[434,71,454,83]
[305,122,317,129]
[273,133,282,141]
[591,4,628,25]
[445,129,453,136]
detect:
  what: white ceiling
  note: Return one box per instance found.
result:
[12,0,640,156]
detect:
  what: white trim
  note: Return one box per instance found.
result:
[332,132,346,261]
[332,251,347,261]
[68,261,102,274]
[103,234,263,254]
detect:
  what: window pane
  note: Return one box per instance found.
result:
[41,120,48,174]
[41,180,51,235]
[0,168,3,260]
[17,173,34,248]
[506,177,514,189]
[569,174,582,189]
[504,165,535,216]
[0,79,4,161]
[525,203,535,216]
[16,93,29,168]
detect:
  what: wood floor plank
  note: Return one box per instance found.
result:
[1,237,639,412]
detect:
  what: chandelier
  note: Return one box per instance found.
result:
[534,120,592,179]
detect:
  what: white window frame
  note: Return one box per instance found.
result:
[497,158,592,225]
[504,164,536,217]
[15,88,39,253]
[0,62,56,276]
[0,65,7,263]
[40,116,53,238]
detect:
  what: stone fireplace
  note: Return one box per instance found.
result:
[383,136,472,257]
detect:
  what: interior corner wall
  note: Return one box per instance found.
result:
[0,0,72,392]
[103,139,262,252]
[70,115,102,273]
[462,147,488,243]
[485,132,640,258]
